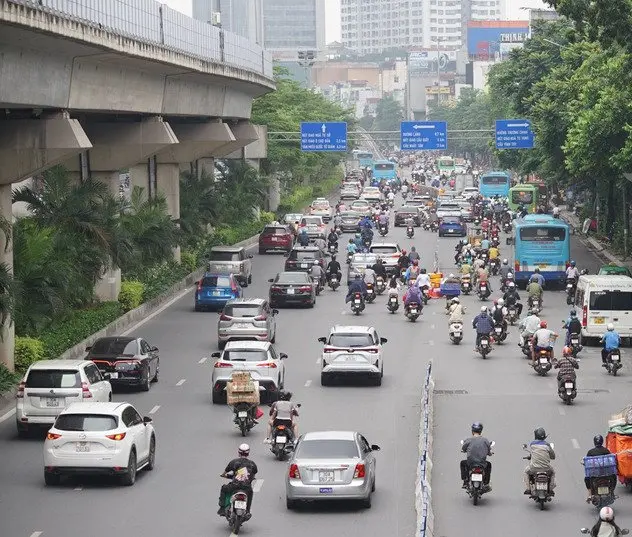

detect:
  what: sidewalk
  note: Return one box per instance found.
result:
[560,208,632,268]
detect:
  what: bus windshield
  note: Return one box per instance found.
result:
[519,227,566,242]
[482,175,509,185]
[438,158,454,167]
[511,190,534,204]
[374,163,394,171]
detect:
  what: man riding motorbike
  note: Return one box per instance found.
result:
[601,323,621,367]
[491,298,508,334]
[264,391,299,443]
[503,282,523,315]
[371,258,388,280]
[460,422,493,489]
[415,268,431,292]
[346,238,357,257]
[218,444,258,517]
[363,264,377,287]
[405,259,421,284]
[327,228,339,250]
[378,211,389,233]
[523,428,556,495]
[475,264,491,294]
[408,246,420,263]
[563,309,583,345]
[531,320,557,367]
[554,344,579,393]
[314,236,327,254]
[527,275,544,308]
[297,227,310,247]
[310,259,325,289]
[518,308,541,347]
[353,232,364,251]
[326,255,342,283]
[398,249,411,271]
[585,435,616,503]
[345,274,367,303]
[531,267,546,287]
[447,297,466,324]
[566,260,580,281]
[472,306,495,349]
[499,259,511,281]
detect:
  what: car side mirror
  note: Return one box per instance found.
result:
[280,353,288,359]
[380,337,388,344]
[85,346,92,352]
[621,529,629,535]
[371,444,381,451]
[143,416,152,425]
[272,309,279,315]
[211,352,221,358]
[318,337,327,343]
[151,346,158,352]
[268,278,274,283]
[506,238,513,246]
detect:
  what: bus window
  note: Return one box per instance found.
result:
[512,190,534,205]
[482,176,508,185]
[519,227,566,242]
[374,163,394,171]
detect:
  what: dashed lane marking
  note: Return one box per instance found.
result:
[149,405,160,415]
[429,340,435,346]
[558,408,566,416]
[572,438,581,449]
[431,324,436,330]
[198,356,208,364]
[74,486,82,491]
[30,532,43,537]
[304,380,312,387]
[176,379,186,386]
[252,479,264,493]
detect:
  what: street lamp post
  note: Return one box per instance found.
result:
[298,50,316,88]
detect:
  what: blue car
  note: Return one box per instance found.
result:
[438,217,467,238]
[194,273,243,311]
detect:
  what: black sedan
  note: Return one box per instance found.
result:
[85,336,160,392]
[269,271,316,308]
[394,205,422,227]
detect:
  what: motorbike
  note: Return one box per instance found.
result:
[569,332,582,357]
[559,375,577,405]
[406,225,415,238]
[523,443,555,510]
[449,322,463,344]
[490,258,500,276]
[566,278,576,305]
[583,466,617,508]
[421,286,431,305]
[477,335,492,358]
[327,273,340,291]
[312,275,324,296]
[328,242,338,255]
[270,410,300,461]
[522,335,533,358]
[365,283,376,303]
[533,348,552,376]
[388,198,395,208]
[221,473,252,534]
[581,528,629,537]
[503,222,512,234]
[232,402,256,437]
[501,275,515,293]
[461,440,495,505]
[346,251,353,264]
[362,237,372,251]
[350,292,365,315]
[387,294,399,313]
[405,302,421,322]
[399,267,407,284]
[493,321,507,344]
[477,282,490,301]
[429,221,439,232]
[605,348,622,376]
[528,296,542,314]
[479,251,489,264]
[506,305,519,325]
[461,276,472,295]
[402,191,408,200]
[375,276,386,295]
[378,223,388,237]
[491,236,500,248]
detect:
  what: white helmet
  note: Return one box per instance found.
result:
[502,259,508,265]
[507,272,513,278]
[607,323,615,331]
[509,282,516,288]
[449,273,455,278]
[497,298,504,306]
[600,506,614,521]
[452,297,460,303]
[480,306,487,312]
[238,443,250,457]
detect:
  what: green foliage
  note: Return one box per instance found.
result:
[0,364,19,393]
[126,262,190,303]
[118,281,145,312]
[180,251,198,273]
[0,214,13,333]
[14,337,45,374]
[276,168,343,216]
[39,302,123,360]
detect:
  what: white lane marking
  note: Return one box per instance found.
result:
[30,533,43,537]
[316,357,321,364]
[341,310,347,315]
[176,379,186,386]
[122,286,192,336]
[431,324,436,330]
[198,357,208,364]
[0,407,16,424]
[432,311,437,316]
[304,380,312,387]
[74,486,82,491]
[252,479,264,493]
[429,340,435,346]
[149,405,160,415]
[572,438,581,449]
[558,407,566,416]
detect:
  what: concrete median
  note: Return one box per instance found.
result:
[416,360,435,537]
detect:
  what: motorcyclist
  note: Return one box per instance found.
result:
[314,236,327,254]
[360,225,374,246]
[527,275,544,307]
[518,308,541,347]
[218,444,258,516]
[310,259,325,288]
[480,236,490,251]
[346,274,367,303]
[353,232,364,251]
[488,245,500,262]
[563,309,583,345]
[491,298,508,333]
[264,391,299,443]
[360,215,373,230]
[386,190,395,204]
[416,268,431,291]
[346,238,357,256]
[460,422,493,489]
[297,227,310,247]
[327,229,339,249]
[531,267,545,287]
[601,323,621,367]
[585,435,616,503]
[523,427,556,495]
[590,507,624,537]
[531,320,557,366]
[364,264,377,287]
[326,255,342,282]
[403,279,423,310]
[398,249,410,271]
[387,274,401,297]
[408,246,420,263]
[499,259,511,281]
[475,264,491,293]
[566,260,580,281]
[447,297,466,324]
[332,212,342,228]
[371,258,388,280]
[472,306,495,349]
[405,259,421,283]
[503,282,523,315]
[554,344,579,391]
[378,211,389,232]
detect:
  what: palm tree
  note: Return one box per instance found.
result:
[179,168,220,245]
[0,214,14,336]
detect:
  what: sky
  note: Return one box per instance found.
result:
[162,0,549,44]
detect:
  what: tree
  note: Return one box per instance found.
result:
[0,214,13,334]
[372,95,403,132]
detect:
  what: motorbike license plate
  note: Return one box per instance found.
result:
[286,288,295,295]
[45,398,59,407]
[471,473,483,482]
[598,486,610,495]
[319,471,335,483]
[481,340,488,345]
[611,354,620,361]
[367,289,374,295]
[76,442,90,452]
[276,436,287,443]
[565,382,574,389]
[536,482,548,490]
[238,411,247,418]
[453,331,462,337]
[571,338,579,345]
[495,328,502,334]
[234,500,247,510]
[410,309,418,314]
[594,317,605,324]
[539,358,548,364]
[301,263,308,268]
[464,283,470,288]
[354,299,361,305]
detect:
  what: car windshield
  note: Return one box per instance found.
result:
[329,333,374,347]
[370,246,398,254]
[277,273,311,284]
[90,339,137,356]
[442,218,461,224]
[201,275,232,287]
[352,201,368,206]
[312,201,329,209]
[342,212,361,219]
[222,350,268,362]
[301,217,322,226]
[55,414,118,432]
[224,304,262,317]
[289,250,319,261]
[209,251,240,261]
[296,439,360,459]
[26,370,81,389]
[264,227,288,235]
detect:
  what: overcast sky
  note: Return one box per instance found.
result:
[163,0,549,43]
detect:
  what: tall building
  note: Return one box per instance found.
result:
[191,0,264,44]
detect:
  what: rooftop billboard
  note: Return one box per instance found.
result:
[408,50,458,77]
[467,20,530,59]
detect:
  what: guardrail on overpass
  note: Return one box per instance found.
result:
[7,0,273,78]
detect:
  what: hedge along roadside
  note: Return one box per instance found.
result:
[416,361,435,537]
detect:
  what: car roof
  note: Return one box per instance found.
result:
[302,431,357,441]
[224,340,271,350]
[277,271,311,279]
[29,360,91,370]
[225,298,266,306]
[352,199,369,203]
[330,325,374,334]
[203,272,233,278]
[61,402,129,415]
[292,245,319,251]
[370,242,399,248]
[579,275,632,286]
[211,246,243,252]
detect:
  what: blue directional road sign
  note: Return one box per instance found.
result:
[495,119,535,149]
[300,122,347,152]
[400,121,447,151]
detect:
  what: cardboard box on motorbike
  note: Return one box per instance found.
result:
[227,372,260,406]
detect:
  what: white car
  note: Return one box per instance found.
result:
[16,360,112,437]
[350,199,372,215]
[462,187,479,199]
[43,402,156,486]
[310,198,332,222]
[368,243,402,274]
[211,341,287,404]
[361,187,382,203]
[318,326,387,386]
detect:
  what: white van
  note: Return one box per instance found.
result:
[575,275,632,341]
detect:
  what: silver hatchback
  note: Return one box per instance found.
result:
[217,298,278,349]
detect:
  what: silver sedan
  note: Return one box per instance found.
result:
[285,430,380,509]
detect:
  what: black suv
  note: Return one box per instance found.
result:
[284,246,327,272]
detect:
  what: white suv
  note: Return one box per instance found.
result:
[16,360,112,437]
[317,326,387,386]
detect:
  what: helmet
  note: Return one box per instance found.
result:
[471,422,484,434]
[503,259,508,265]
[355,274,361,280]
[570,309,577,317]
[355,233,361,238]
[594,434,604,447]
[401,249,407,255]
[449,273,455,278]
[411,246,417,252]
[535,267,540,273]
[480,306,487,313]
[507,272,513,278]
[509,282,516,288]
[540,320,547,328]
[497,298,504,306]
[562,346,572,356]
[366,264,373,269]
[570,260,576,267]
[410,278,417,285]
[313,259,320,266]
[452,297,460,303]
[607,323,615,331]
[413,259,419,266]
[534,428,547,440]
[349,238,353,243]
[238,443,250,457]
[420,268,427,274]
[600,507,615,522]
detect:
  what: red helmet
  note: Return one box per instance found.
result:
[401,249,407,255]
[540,320,547,328]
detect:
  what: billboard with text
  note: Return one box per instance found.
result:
[467,20,529,59]
[408,50,458,77]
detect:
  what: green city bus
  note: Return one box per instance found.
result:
[508,184,538,213]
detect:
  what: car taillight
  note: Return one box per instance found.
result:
[354,463,366,478]
[16,381,25,398]
[46,432,62,440]
[323,347,336,353]
[197,281,203,292]
[256,362,277,368]
[81,382,92,399]
[234,492,248,501]
[289,464,301,479]
[366,348,379,354]
[106,432,127,441]
[582,305,587,327]
[254,315,266,321]
[271,286,282,292]
[214,362,234,368]
[299,286,312,291]
[220,314,232,321]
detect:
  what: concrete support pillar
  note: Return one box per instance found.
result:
[0,185,14,372]
[197,157,215,178]
[268,175,281,212]
[213,122,261,158]
[156,163,181,262]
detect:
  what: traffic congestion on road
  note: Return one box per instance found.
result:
[2,152,632,537]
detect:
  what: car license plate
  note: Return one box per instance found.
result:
[594,317,605,324]
[212,290,221,296]
[76,442,90,452]
[109,372,119,379]
[276,436,287,443]
[234,500,247,510]
[45,398,59,407]
[471,474,483,482]
[565,382,574,389]
[286,288,295,295]
[236,323,249,329]
[238,411,247,418]
[319,487,333,494]
[301,263,308,268]
[598,486,610,495]
[343,355,356,361]
[539,358,548,364]
[536,482,548,490]
[319,471,335,483]
[448,229,453,233]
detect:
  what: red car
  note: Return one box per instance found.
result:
[259,224,294,254]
